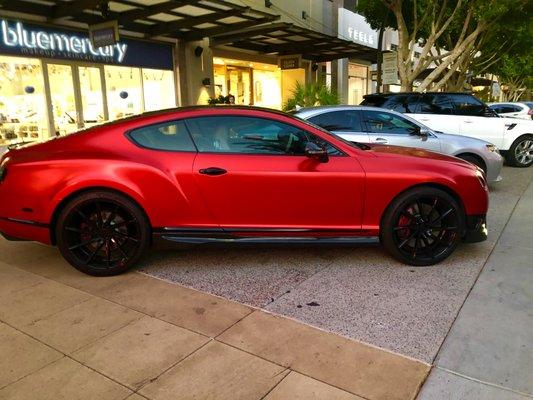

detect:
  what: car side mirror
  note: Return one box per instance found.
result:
[411,127,429,138]
[305,142,329,163]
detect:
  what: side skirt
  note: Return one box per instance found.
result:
[152,228,380,245]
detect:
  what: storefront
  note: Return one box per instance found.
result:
[337,8,377,104]
[0,18,176,144]
[212,55,306,110]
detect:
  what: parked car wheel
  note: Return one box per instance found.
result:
[456,154,487,174]
[55,190,150,276]
[507,135,533,167]
[381,187,463,266]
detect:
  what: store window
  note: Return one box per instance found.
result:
[348,63,368,105]
[47,63,79,135]
[105,66,143,120]
[0,56,48,143]
[142,68,176,111]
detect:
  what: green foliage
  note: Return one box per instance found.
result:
[207,95,233,105]
[283,82,340,111]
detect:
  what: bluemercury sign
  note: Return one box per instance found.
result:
[0,19,173,70]
[338,9,378,49]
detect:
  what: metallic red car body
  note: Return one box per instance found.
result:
[0,106,489,273]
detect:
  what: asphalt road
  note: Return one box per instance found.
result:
[140,166,533,364]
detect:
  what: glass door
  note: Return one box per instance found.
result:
[46,63,79,136]
[227,66,251,105]
[78,66,106,128]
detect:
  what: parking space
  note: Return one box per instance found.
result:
[139,166,533,363]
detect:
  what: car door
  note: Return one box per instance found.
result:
[406,94,462,135]
[450,94,506,147]
[185,114,365,231]
[361,109,442,152]
[306,110,369,144]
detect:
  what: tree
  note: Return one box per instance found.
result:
[356,0,529,92]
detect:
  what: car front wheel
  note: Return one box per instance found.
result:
[56,190,150,276]
[381,187,463,266]
[507,135,533,167]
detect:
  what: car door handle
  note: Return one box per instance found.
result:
[375,138,388,143]
[199,167,227,176]
[463,120,474,123]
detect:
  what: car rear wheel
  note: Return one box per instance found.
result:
[56,191,150,276]
[381,187,463,266]
[507,135,533,167]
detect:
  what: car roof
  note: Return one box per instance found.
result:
[80,105,293,131]
[363,92,472,98]
[294,105,401,117]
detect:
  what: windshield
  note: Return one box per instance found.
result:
[291,114,371,150]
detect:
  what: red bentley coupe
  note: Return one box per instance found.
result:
[0,106,488,275]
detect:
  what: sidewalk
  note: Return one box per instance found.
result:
[418,179,533,399]
[0,239,428,400]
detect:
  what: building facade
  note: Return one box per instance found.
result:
[0,0,378,146]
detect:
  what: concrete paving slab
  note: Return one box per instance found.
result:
[9,253,126,291]
[22,297,143,354]
[434,244,533,395]
[418,368,531,400]
[138,245,343,308]
[0,261,46,296]
[0,322,62,389]
[264,371,365,400]
[72,315,209,390]
[218,310,429,400]
[96,272,252,337]
[0,357,132,400]
[498,182,533,251]
[0,280,92,328]
[140,340,288,400]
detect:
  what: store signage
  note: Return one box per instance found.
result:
[89,21,119,48]
[338,9,378,49]
[382,51,399,85]
[279,55,301,70]
[0,19,173,70]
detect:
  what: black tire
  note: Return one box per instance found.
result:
[381,186,463,266]
[506,135,533,167]
[456,154,487,175]
[55,190,150,276]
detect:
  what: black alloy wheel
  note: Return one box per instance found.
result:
[381,187,463,266]
[56,191,150,276]
[507,135,533,167]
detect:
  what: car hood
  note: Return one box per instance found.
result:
[431,131,493,147]
[367,143,477,168]
[499,116,533,126]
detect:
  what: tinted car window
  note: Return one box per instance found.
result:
[417,94,454,114]
[362,110,420,134]
[308,110,362,131]
[184,116,342,155]
[129,120,196,151]
[450,94,486,116]
[385,95,418,113]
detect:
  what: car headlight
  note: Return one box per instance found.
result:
[486,144,499,154]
